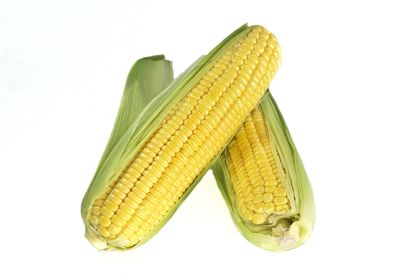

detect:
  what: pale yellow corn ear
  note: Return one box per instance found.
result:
[82,25,280,250]
[213,92,315,251]
[226,107,291,226]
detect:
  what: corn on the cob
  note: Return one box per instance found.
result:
[212,92,315,251]
[226,107,291,225]
[82,25,280,250]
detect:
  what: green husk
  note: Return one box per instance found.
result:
[81,24,253,250]
[212,92,315,251]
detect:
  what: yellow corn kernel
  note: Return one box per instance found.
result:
[252,213,267,225]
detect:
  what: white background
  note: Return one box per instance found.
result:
[1,0,399,275]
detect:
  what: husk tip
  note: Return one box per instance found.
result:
[85,227,108,250]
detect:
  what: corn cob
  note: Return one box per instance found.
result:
[82,25,281,250]
[213,93,315,251]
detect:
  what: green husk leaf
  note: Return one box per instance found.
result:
[81,24,252,250]
[95,55,174,177]
[212,92,316,251]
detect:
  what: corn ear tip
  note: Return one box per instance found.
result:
[249,24,268,32]
[85,227,108,250]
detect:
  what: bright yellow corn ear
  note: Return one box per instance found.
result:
[81,24,281,250]
[212,92,315,251]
